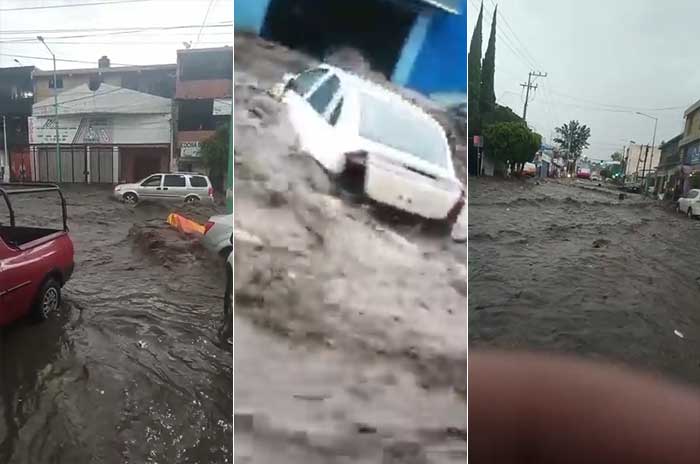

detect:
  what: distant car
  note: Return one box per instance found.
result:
[577,168,591,179]
[677,189,700,218]
[114,172,214,204]
[591,173,601,182]
[0,184,74,326]
[202,213,233,257]
[279,64,465,227]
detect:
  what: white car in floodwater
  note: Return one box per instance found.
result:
[202,213,233,257]
[277,64,465,225]
[677,189,700,218]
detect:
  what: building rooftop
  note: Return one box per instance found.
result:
[33,63,176,77]
[177,46,233,55]
[684,98,700,118]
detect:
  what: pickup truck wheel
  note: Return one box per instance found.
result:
[123,192,138,204]
[34,278,61,321]
[185,195,199,204]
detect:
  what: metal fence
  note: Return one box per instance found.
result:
[34,146,113,183]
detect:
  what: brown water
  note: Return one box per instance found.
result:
[0,187,232,463]
[469,178,700,386]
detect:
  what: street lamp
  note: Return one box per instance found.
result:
[37,35,61,183]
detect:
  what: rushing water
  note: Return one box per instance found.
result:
[469,178,700,386]
[0,186,231,463]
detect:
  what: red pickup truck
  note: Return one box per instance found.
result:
[0,184,74,326]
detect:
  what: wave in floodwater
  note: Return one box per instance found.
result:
[0,187,231,464]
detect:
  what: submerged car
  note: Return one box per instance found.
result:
[114,172,214,204]
[279,64,465,225]
[202,213,233,258]
[0,184,74,326]
[677,189,700,218]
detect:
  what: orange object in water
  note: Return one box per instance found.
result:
[167,213,205,235]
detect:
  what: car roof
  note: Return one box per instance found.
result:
[315,63,445,133]
[150,172,208,177]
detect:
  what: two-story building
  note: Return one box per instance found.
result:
[174,46,233,175]
[0,66,35,182]
[234,0,466,103]
[679,99,700,194]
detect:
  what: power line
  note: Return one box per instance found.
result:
[489,0,541,70]
[0,22,231,35]
[0,52,135,66]
[0,0,153,11]
[196,0,217,46]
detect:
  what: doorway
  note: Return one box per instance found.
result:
[261,0,416,77]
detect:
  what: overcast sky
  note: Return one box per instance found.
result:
[467,0,700,160]
[0,0,232,70]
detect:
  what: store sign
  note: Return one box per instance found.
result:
[686,143,700,165]
[473,135,483,147]
[213,99,232,116]
[28,117,81,144]
[180,141,201,158]
[29,115,169,145]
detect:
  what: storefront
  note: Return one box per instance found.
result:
[29,83,173,183]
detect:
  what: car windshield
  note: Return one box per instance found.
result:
[357,92,449,169]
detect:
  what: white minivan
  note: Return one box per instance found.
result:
[279,64,465,224]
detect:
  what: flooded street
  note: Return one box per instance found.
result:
[0,187,232,463]
[233,34,467,463]
[469,178,700,386]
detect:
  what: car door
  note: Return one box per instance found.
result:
[162,174,188,201]
[0,240,34,325]
[137,174,163,199]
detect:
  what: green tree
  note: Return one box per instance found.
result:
[467,2,483,131]
[553,120,591,172]
[611,151,623,162]
[600,167,611,179]
[200,123,230,193]
[484,122,541,174]
[480,4,497,115]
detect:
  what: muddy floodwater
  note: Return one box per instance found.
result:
[0,187,231,463]
[469,178,700,385]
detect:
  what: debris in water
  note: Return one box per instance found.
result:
[137,340,148,349]
[674,330,684,339]
[167,213,205,235]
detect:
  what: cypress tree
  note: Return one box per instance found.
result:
[467,2,483,125]
[480,4,497,114]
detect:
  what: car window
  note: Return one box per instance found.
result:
[288,68,328,97]
[190,176,208,187]
[690,191,699,199]
[358,92,449,169]
[307,75,340,115]
[164,174,186,187]
[328,98,343,126]
[141,175,162,187]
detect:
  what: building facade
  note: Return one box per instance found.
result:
[653,134,683,200]
[33,57,176,102]
[174,46,233,174]
[679,99,700,194]
[0,66,35,182]
[29,83,173,184]
[234,0,466,102]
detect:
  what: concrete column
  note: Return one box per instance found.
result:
[29,146,37,181]
[112,146,119,183]
[86,145,91,184]
[391,12,431,86]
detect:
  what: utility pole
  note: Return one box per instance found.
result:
[521,71,547,121]
[38,36,61,183]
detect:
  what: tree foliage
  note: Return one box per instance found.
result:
[200,122,230,192]
[467,2,483,128]
[484,122,541,173]
[479,4,497,115]
[611,151,623,162]
[600,167,612,179]
[553,120,591,161]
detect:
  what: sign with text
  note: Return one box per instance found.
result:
[180,141,201,158]
[213,99,232,116]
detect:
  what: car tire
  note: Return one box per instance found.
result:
[33,278,61,322]
[185,196,199,204]
[123,192,138,204]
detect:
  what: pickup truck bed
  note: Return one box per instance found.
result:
[0,226,62,249]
